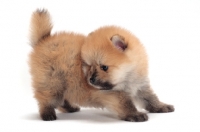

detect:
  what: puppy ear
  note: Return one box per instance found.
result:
[110,35,127,51]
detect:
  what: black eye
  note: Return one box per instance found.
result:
[100,65,108,71]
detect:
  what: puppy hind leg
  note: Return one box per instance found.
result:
[39,103,57,121]
[138,86,174,113]
[35,91,58,121]
[34,88,64,121]
[57,100,80,113]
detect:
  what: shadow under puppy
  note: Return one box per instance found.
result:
[29,9,147,122]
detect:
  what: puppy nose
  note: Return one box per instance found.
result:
[90,77,95,84]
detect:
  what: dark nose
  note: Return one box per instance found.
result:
[90,77,95,84]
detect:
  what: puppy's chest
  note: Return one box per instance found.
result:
[123,78,149,97]
[125,80,141,96]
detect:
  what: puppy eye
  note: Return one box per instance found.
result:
[100,65,108,71]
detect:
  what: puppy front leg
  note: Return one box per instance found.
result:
[91,90,148,122]
[138,86,174,113]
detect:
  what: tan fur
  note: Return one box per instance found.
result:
[29,9,52,47]
[82,26,174,114]
[29,9,149,122]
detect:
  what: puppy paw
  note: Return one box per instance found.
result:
[58,100,80,113]
[149,104,175,113]
[67,106,80,113]
[41,111,57,121]
[124,112,148,122]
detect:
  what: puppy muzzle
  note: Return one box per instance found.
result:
[89,76,114,90]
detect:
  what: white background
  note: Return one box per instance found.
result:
[0,0,200,132]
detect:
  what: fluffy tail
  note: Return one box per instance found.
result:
[29,9,52,47]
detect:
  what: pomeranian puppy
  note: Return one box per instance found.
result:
[29,9,150,122]
[81,27,175,113]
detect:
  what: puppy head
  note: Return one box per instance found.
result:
[81,26,148,90]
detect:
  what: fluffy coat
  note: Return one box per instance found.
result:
[29,9,174,122]
[29,9,147,121]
